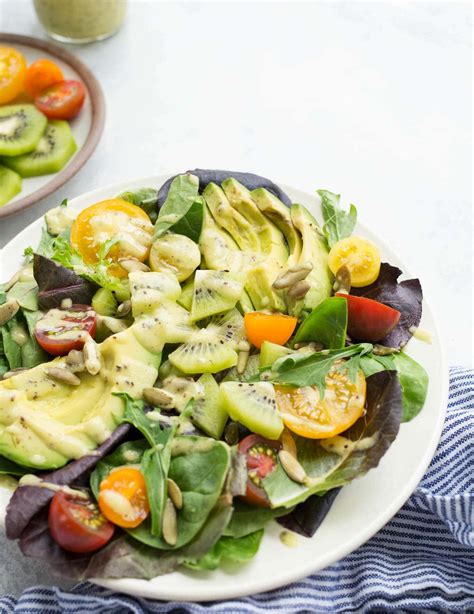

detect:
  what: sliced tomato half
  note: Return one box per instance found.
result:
[35,79,86,120]
[34,304,97,356]
[336,292,400,343]
[48,490,114,553]
[238,434,281,508]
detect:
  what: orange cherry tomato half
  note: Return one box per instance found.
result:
[0,46,27,104]
[244,312,298,349]
[70,199,154,277]
[35,79,86,120]
[24,58,64,98]
[275,364,366,439]
[49,490,114,553]
[98,466,150,528]
[238,434,281,508]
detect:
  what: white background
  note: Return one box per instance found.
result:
[0,0,472,596]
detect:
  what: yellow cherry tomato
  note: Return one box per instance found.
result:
[98,466,149,528]
[328,236,381,287]
[275,364,366,439]
[70,199,153,277]
[0,46,27,104]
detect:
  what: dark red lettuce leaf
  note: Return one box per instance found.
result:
[19,494,233,580]
[351,263,422,348]
[157,169,292,208]
[33,254,97,310]
[6,424,130,540]
[277,488,341,537]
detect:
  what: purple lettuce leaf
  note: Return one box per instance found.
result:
[33,254,96,310]
[277,488,341,537]
[157,169,292,208]
[6,424,130,540]
[351,263,423,348]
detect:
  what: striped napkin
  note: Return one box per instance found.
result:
[1,367,472,613]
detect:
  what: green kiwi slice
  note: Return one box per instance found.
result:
[0,164,22,207]
[190,270,244,322]
[0,104,47,156]
[168,328,238,374]
[2,120,76,177]
[219,381,284,440]
[207,308,245,348]
[192,373,228,439]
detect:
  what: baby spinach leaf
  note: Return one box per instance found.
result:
[129,436,230,550]
[263,371,402,508]
[360,353,396,377]
[119,188,158,223]
[393,352,428,422]
[351,263,423,349]
[294,297,347,349]
[186,530,263,571]
[223,500,288,538]
[318,189,357,249]
[267,343,372,395]
[154,174,199,240]
[117,393,169,447]
[7,281,38,311]
[169,197,204,243]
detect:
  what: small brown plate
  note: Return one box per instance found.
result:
[0,33,105,219]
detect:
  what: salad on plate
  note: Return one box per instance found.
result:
[0,170,428,579]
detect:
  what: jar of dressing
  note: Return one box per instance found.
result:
[33,0,127,44]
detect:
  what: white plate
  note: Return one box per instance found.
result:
[0,175,448,601]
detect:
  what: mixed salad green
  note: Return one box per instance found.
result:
[0,170,428,579]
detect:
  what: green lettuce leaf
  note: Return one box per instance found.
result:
[318,189,357,249]
[293,297,348,349]
[185,530,263,571]
[393,352,428,422]
[119,188,159,223]
[153,174,199,240]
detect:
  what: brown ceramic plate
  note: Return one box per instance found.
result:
[0,33,105,219]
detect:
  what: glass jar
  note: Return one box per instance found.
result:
[33,0,127,44]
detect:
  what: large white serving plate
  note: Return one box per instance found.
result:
[0,174,448,602]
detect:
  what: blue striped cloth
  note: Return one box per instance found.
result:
[1,367,472,613]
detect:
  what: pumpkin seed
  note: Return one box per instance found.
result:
[162,497,178,545]
[373,344,399,356]
[66,349,86,373]
[143,387,175,409]
[278,449,307,484]
[117,300,132,318]
[167,478,183,510]
[272,263,313,290]
[0,299,20,326]
[46,367,81,386]
[118,258,150,273]
[237,349,249,374]
[2,367,28,380]
[281,429,297,458]
[83,336,101,375]
[287,280,311,300]
[4,271,20,292]
[333,265,351,294]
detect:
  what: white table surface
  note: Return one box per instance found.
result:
[0,0,472,599]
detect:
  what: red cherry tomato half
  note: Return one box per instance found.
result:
[238,434,281,508]
[35,79,86,120]
[336,292,401,343]
[49,490,115,553]
[34,305,97,356]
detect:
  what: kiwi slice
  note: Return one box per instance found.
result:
[219,381,283,440]
[0,164,21,207]
[207,308,245,348]
[2,120,77,177]
[222,353,261,382]
[192,373,228,439]
[156,300,197,343]
[129,271,181,317]
[0,104,47,156]
[177,277,194,311]
[259,341,292,368]
[92,288,118,316]
[168,328,238,374]
[190,270,244,322]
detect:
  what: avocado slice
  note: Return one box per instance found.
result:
[0,326,161,470]
[251,188,303,266]
[290,204,333,314]
[199,202,254,313]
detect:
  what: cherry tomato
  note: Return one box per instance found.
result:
[275,364,366,439]
[49,490,114,553]
[0,46,27,104]
[238,434,281,507]
[328,236,381,287]
[99,467,149,528]
[24,58,64,98]
[244,312,298,349]
[70,199,154,278]
[336,292,401,343]
[34,305,97,356]
[35,79,86,120]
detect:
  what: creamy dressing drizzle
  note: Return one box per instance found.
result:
[18,474,89,499]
